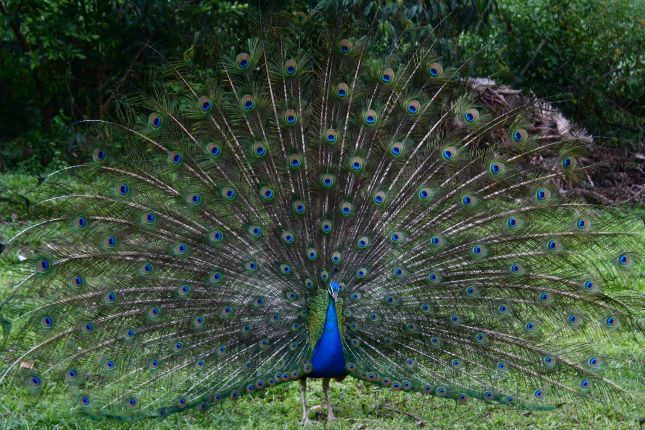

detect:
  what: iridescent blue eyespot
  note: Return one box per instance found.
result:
[320,220,332,234]
[293,200,306,214]
[105,235,117,248]
[178,284,191,296]
[69,274,84,289]
[618,254,631,266]
[29,375,41,388]
[363,109,378,126]
[280,264,293,275]
[41,316,54,329]
[105,291,117,303]
[406,100,420,115]
[427,63,443,77]
[92,148,106,162]
[286,62,297,75]
[36,258,50,272]
[169,151,182,165]
[373,192,385,205]
[535,188,549,201]
[510,262,523,274]
[144,212,156,224]
[241,95,255,111]
[148,113,162,129]
[463,109,478,123]
[335,82,349,98]
[512,128,527,142]
[207,143,222,158]
[418,187,432,201]
[65,369,77,382]
[116,182,129,196]
[198,96,212,112]
[73,216,88,229]
[236,52,251,70]
[562,157,576,169]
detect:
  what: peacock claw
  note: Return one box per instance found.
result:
[301,417,314,426]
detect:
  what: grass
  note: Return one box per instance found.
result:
[0,370,642,429]
[0,172,643,429]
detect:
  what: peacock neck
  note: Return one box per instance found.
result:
[309,297,347,378]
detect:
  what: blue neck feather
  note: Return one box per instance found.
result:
[310,297,346,378]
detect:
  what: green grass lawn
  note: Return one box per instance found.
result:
[0,172,643,429]
[0,370,642,429]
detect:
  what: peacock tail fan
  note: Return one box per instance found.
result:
[0,5,643,421]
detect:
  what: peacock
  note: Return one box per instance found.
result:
[0,5,642,426]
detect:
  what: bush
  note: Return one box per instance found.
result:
[458,0,644,148]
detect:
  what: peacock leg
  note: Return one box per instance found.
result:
[322,378,336,422]
[299,378,313,426]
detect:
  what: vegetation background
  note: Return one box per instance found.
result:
[0,0,643,428]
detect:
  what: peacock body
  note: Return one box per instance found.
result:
[0,6,642,424]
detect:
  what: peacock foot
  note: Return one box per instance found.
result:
[301,417,314,426]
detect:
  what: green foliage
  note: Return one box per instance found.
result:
[459,0,644,148]
[0,0,642,166]
[0,0,261,172]
[0,0,494,173]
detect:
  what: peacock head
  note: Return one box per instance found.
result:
[328,281,340,301]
